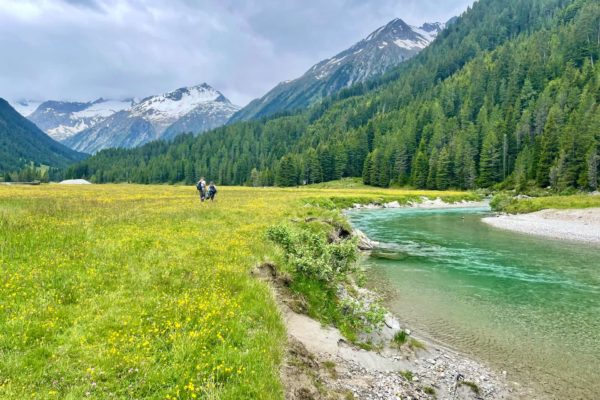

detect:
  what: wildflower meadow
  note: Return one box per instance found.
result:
[0,184,471,399]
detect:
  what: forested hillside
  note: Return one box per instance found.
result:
[67,0,600,192]
[0,99,86,177]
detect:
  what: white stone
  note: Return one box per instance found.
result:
[59,179,92,185]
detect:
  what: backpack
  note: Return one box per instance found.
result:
[196,181,204,191]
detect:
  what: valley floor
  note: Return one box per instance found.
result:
[483,207,600,244]
[0,184,510,399]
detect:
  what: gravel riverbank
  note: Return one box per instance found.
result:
[482,207,600,244]
[281,301,525,400]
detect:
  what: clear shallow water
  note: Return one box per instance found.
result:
[348,207,600,400]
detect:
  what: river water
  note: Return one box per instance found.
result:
[347,207,600,400]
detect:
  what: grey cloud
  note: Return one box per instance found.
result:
[0,0,474,106]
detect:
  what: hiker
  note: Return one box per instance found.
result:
[196,177,207,202]
[207,182,218,201]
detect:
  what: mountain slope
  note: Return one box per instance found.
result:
[0,99,86,173]
[161,96,240,141]
[67,0,599,194]
[230,18,445,122]
[64,84,239,154]
[24,99,132,142]
[27,98,134,142]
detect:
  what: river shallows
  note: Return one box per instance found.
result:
[348,207,600,400]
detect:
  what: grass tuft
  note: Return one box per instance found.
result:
[399,370,414,381]
[460,380,481,395]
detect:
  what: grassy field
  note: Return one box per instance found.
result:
[0,184,473,399]
[491,193,600,213]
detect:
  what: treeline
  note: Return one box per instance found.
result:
[66,0,600,192]
[1,165,62,183]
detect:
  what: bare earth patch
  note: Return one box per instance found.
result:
[483,208,600,244]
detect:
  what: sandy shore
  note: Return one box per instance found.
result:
[482,208,600,244]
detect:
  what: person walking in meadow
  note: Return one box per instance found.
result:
[196,177,207,202]
[207,182,218,201]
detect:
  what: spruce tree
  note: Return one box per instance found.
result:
[479,129,501,187]
[436,147,452,190]
[536,106,562,187]
[412,147,429,189]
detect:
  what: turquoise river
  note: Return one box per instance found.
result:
[348,207,600,400]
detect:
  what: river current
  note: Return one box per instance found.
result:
[348,207,600,400]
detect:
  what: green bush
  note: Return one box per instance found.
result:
[490,193,516,211]
[266,224,358,282]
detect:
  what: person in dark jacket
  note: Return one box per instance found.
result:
[196,177,207,202]
[207,182,217,201]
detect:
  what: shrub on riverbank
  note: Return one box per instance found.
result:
[266,220,385,342]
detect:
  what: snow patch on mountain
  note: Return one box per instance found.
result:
[63,83,239,154]
[74,99,133,119]
[129,84,225,134]
[26,98,135,141]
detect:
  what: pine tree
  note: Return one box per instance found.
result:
[586,147,599,190]
[536,106,562,187]
[362,153,373,185]
[275,156,297,187]
[250,168,261,187]
[479,128,501,187]
[412,144,429,189]
[304,149,323,184]
[436,147,452,190]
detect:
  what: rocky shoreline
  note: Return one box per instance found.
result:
[266,201,529,399]
[347,197,489,211]
[281,287,524,400]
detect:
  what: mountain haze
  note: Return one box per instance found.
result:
[229,18,445,123]
[11,100,42,117]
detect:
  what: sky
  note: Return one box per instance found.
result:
[0,0,474,107]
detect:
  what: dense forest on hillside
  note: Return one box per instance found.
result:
[0,99,86,180]
[67,0,600,192]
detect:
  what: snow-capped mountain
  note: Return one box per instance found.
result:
[27,98,135,141]
[64,84,240,154]
[230,18,446,122]
[161,97,240,141]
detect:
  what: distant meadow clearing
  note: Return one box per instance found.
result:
[0,184,472,399]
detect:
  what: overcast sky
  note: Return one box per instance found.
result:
[0,0,474,106]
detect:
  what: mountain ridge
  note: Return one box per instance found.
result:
[229,18,446,123]
[28,98,135,141]
[16,83,240,154]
